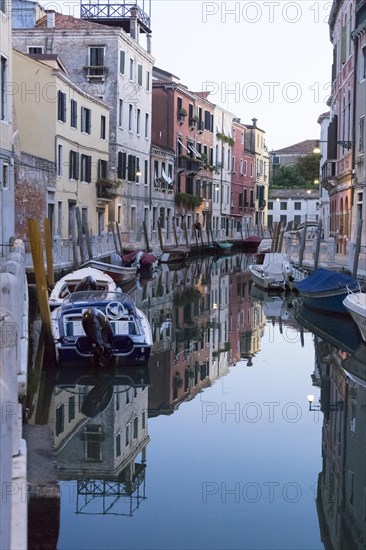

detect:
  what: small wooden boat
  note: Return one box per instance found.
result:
[160,246,190,264]
[49,267,121,309]
[81,255,137,282]
[343,284,366,342]
[241,235,262,253]
[294,268,359,314]
[209,241,234,253]
[123,250,160,270]
[52,290,152,367]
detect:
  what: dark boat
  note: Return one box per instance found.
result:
[294,268,359,314]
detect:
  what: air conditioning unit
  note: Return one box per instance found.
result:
[272,156,280,165]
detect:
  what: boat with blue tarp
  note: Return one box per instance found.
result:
[294,267,359,314]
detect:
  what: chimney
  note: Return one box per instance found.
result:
[252,117,257,127]
[47,11,55,28]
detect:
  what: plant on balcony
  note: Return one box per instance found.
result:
[216,132,235,147]
[191,114,199,122]
[175,192,202,210]
[179,108,187,116]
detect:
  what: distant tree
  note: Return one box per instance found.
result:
[296,154,320,184]
[271,165,307,188]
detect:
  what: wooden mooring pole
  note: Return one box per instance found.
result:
[28,220,54,347]
[298,217,308,269]
[352,218,363,278]
[44,218,54,288]
[142,221,151,252]
[313,218,322,271]
[115,222,124,257]
[75,208,86,265]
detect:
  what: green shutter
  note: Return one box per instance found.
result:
[341,25,346,64]
[120,51,125,74]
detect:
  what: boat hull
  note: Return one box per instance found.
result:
[81,259,137,281]
[343,293,366,342]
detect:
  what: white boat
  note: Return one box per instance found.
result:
[49,267,121,309]
[249,252,305,290]
[52,290,152,367]
[81,256,137,282]
[343,284,366,343]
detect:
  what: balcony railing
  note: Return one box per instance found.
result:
[83,66,109,80]
[96,180,118,201]
[321,160,337,191]
[177,156,202,174]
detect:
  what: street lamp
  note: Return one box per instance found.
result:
[313,140,352,154]
[307,394,343,412]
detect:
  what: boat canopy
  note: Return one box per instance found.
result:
[295,268,358,293]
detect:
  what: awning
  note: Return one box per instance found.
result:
[161,167,173,184]
[177,138,189,152]
[188,144,201,158]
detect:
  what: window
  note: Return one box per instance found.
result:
[119,50,125,74]
[127,154,136,181]
[362,45,366,80]
[0,0,6,13]
[133,417,138,439]
[0,56,7,121]
[81,107,91,134]
[70,99,77,128]
[125,424,130,446]
[135,157,140,183]
[267,201,273,210]
[359,116,364,153]
[56,405,64,436]
[118,98,123,127]
[69,150,79,180]
[57,90,66,122]
[136,108,141,134]
[57,201,62,236]
[83,425,102,460]
[146,70,150,91]
[115,434,121,457]
[98,159,107,179]
[294,215,301,227]
[128,104,133,131]
[100,115,106,139]
[144,159,148,185]
[137,64,143,86]
[280,215,287,225]
[294,202,301,210]
[145,113,149,138]
[117,151,127,179]
[28,47,43,54]
[68,396,75,422]
[81,154,92,183]
[280,202,287,210]
[2,163,9,189]
[129,58,134,81]
[142,411,146,430]
[57,145,63,177]
[88,46,105,76]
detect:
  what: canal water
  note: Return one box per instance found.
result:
[27,253,365,550]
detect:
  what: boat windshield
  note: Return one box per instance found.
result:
[59,290,136,313]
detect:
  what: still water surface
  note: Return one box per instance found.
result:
[28,253,365,550]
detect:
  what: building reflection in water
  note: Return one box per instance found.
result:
[27,252,366,547]
[29,364,150,517]
[296,301,366,550]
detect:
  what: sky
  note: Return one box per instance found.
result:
[54,0,334,151]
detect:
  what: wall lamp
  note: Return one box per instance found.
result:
[307,394,344,412]
[313,140,352,154]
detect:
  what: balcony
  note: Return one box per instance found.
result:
[83,65,108,81]
[321,160,337,191]
[96,179,118,203]
[177,156,202,174]
[202,199,212,211]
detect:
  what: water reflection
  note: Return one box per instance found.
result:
[26,253,366,549]
[295,301,366,550]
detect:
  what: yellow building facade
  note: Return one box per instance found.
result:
[13,50,111,239]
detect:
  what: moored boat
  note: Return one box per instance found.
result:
[343,284,366,342]
[81,256,137,282]
[294,268,359,314]
[49,267,121,309]
[159,246,190,264]
[249,252,305,290]
[52,290,152,367]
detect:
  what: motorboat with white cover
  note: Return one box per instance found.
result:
[249,252,305,290]
[52,290,152,367]
[49,267,121,309]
